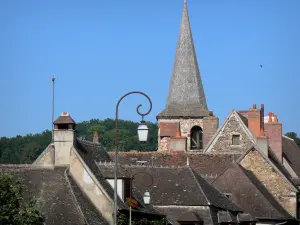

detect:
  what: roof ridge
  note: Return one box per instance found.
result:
[77,138,102,146]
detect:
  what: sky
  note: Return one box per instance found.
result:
[0,0,299,138]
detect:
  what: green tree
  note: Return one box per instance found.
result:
[0,173,45,224]
[285,132,300,147]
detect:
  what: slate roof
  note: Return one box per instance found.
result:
[113,152,241,182]
[157,1,209,118]
[97,164,242,212]
[212,163,293,220]
[67,173,110,225]
[0,165,105,225]
[282,135,300,177]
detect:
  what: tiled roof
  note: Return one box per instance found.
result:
[97,164,242,212]
[67,173,110,225]
[114,152,241,181]
[212,163,293,219]
[0,165,86,225]
[282,136,300,177]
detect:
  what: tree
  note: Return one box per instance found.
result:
[0,173,45,225]
[285,132,300,147]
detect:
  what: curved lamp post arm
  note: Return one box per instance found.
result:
[114,91,152,225]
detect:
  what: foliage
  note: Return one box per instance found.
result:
[125,198,138,208]
[0,119,158,164]
[117,213,166,225]
[0,173,45,225]
[285,132,300,147]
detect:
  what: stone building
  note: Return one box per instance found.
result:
[157,1,218,152]
[1,1,300,225]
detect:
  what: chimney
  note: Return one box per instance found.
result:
[176,123,181,137]
[256,128,268,156]
[93,131,99,143]
[53,112,76,165]
[246,104,263,137]
[264,112,282,163]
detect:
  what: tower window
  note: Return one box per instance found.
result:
[232,134,240,145]
[190,126,203,150]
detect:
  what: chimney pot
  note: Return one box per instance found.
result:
[261,104,264,109]
[253,104,257,109]
[274,115,278,123]
[268,112,273,123]
[93,131,99,143]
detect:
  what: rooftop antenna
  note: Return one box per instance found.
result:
[51,75,56,144]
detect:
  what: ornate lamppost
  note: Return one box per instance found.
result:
[114,91,152,225]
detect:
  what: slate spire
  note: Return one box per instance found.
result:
[158,1,210,118]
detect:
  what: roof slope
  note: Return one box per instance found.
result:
[282,135,300,177]
[0,165,86,225]
[97,164,241,212]
[158,1,210,118]
[67,173,110,225]
[212,163,293,219]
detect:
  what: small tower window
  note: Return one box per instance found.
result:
[190,126,203,150]
[232,134,240,145]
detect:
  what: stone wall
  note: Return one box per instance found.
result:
[34,145,55,166]
[203,116,218,149]
[69,148,114,224]
[207,113,253,153]
[240,149,297,217]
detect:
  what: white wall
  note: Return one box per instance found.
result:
[106,179,124,200]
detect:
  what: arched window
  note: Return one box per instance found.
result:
[190,126,203,150]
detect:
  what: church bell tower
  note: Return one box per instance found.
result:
[157,1,218,152]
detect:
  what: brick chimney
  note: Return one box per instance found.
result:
[239,104,264,138]
[264,112,282,163]
[93,131,99,143]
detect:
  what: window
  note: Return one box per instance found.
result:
[190,126,203,150]
[232,134,240,145]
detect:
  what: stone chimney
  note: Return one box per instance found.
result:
[264,112,283,163]
[93,131,99,143]
[53,112,76,166]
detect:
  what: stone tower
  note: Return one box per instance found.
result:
[157,1,218,152]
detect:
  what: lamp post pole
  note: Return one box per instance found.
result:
[129,172,154,225]
[114,91,152,225]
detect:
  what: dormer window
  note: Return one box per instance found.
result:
[232,134,240,145]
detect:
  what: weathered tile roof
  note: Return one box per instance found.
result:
[67,173,109,225]
[0,165,86,225]
[97,164,242,212]
[113,152,241,181]
[282,135,300,177]
[212,163,293,219]
[157,1,209,118]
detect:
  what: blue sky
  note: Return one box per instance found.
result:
[0,0,299,138]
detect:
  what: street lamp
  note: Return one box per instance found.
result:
[137,121,149,144]
[129,172,154,225]
[114,91,152,225]
[143,191,151,205]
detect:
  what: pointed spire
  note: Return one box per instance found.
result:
[158,1,210,118]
